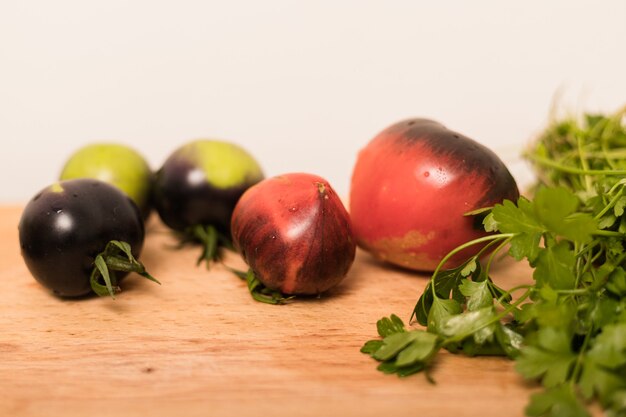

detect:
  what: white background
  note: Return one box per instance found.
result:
[1,0,625,203]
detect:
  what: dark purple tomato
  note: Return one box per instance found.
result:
[231,173,356,296]
[18,179,155,298]
[350,118,519,272]
[153,140,264,264]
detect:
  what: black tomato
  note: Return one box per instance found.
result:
[19,179,157,298]
[153,140,264,265]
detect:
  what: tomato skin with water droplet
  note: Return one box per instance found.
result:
[231,173,356,295]
[18,179,145,297]
[349,119,519,272]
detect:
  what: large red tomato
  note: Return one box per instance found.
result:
[349,118,519,272]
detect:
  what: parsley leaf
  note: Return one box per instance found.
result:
[492,198,543,262]
[376,314,406,337]
[360,340,384,356]
[459,279,493,311]
[377,360,426,377]
[516,327,577,388]
[578,324,626,407]
[373,332,422,361]
[607,267,626,297]
[427,297,462,334]
[395,332,439,367]
[534,187,597,244]
[361,315,441,379]
[525,385,590,417]
[533,242,577,290]
[614,195,626,217]
[493,197,543,235]
[412,263,469,325]
[495,323,524,358]
[440,306,497,345]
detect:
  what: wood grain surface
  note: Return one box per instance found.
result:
[0,205,568,417]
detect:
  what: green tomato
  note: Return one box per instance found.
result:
[60,143,153,217]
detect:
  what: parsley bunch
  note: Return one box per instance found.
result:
[362,106,626,417]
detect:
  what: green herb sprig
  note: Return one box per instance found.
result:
[362,106,626,417]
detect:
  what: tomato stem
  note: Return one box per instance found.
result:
[225,265,294,304]
[89,240,159,298]
[244,269,295,304]
[91,255,119,298]
[187,224,234,268]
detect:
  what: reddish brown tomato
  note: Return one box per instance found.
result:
[349,119,519,272]
[231,173,356,295]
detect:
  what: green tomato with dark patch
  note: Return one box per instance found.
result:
[60,143,153,218]
[153,139,264,265]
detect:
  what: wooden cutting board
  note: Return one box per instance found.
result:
[0,205,593,417]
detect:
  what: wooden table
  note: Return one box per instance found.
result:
[0,205,550,417]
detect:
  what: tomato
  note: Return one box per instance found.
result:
[349,118,519,271]
[153,139,264,265]
[19,179,156,297]
[59,143,153,218]
[231,173,356,295]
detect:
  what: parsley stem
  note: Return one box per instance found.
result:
[484,235,513,278]
[570,328,593,389]
[576,129,593,192]
[429,234,515,284]
[526,153,626,176]
[574,239,599,259]
[554,288,588,295]
[576,242,603,287]
[494,283,533,306]
[573,241,584,290]
[476,234,511,260]
[593,185,625,220]
[600,141,620,170]
[557,148,626,160]
[607,179,625,195]
[429,233,514,300]
[592,230,624,237]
